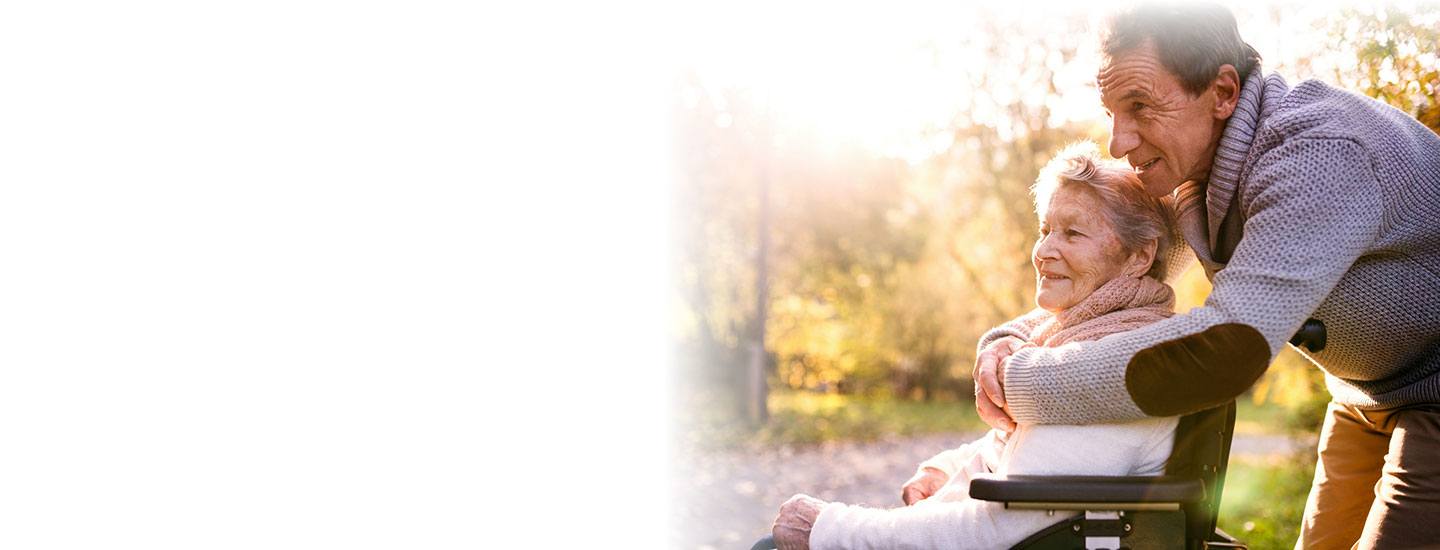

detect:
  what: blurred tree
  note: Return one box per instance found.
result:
[671,74,764,417]
[1332,5,1440,133]
[673,8,1109,412]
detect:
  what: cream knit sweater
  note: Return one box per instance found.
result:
[811,277,1179,549]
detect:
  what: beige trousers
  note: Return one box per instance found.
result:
[1296,402,1440,549]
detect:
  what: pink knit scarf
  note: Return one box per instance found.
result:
[1028,276,1176,347]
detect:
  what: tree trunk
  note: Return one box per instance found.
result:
[747,124,772,424]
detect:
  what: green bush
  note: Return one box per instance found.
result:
[1217,455,1316,550]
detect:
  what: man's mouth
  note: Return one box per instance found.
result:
[1135,158,1161,172]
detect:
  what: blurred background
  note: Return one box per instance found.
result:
[668,2,1439,549]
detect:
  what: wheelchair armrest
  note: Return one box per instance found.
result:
[969,474,1205,510]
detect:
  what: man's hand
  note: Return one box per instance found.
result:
[772,494,826,550]
[900,466,950,505]
[974,336,1023,432]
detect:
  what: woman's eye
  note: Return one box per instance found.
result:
[1065,229,1083,237]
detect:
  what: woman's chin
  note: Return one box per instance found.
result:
[1034,296,1066,313]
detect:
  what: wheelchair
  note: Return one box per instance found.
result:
[750,402,1246,549]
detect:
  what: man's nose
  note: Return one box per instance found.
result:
[1108,116,1140,159]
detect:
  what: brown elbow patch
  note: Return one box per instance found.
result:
[1125,323,1270,417]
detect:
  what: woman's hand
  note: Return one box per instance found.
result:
[974,336,1024,432]
[900,466,950,505]
[772,494,827,550]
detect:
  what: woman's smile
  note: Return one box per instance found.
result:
[1038,272,1070,284]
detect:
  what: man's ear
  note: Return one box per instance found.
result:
[1126,239,1158,278]
[1212,64,1241,120]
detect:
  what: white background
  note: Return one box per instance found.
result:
[0,1,669,547]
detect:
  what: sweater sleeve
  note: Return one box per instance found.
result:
[916,430,1003,481]
[976,308,1051,353]
[810,494,1057,550]
[1002,138,1383,424]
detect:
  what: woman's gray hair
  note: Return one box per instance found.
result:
[1032,142,1177,280]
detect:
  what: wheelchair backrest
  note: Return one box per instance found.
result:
[1164,401,1237,549]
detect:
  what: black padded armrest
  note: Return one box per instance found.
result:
[969,474,1205,504]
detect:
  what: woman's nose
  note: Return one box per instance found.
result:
[1034,235,1060,261]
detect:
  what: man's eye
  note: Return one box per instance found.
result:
[1132,102,1147,112]
[1065,229,1083,237]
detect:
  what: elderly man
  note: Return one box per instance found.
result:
[972,3,1440,548]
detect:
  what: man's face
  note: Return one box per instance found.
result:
[1098,41,1227,197]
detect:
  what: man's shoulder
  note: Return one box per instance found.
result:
[1261,78,1427,145]
[1261,80,1360,137]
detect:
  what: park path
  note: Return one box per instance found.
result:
[670,431,1310,550]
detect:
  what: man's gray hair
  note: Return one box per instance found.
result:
[1101,1,1262,95]
[1032,142,1177,281]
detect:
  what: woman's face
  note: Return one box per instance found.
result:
[1032,186,1136,312]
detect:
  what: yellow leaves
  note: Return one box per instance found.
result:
[1336,5,1440,135]
[771,292,856,391]
[1251,347,1327,408]
[1172,263,1213,312]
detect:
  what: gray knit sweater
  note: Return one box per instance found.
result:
[987,70,1440,423]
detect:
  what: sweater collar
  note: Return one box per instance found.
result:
[1204,68,1290,246]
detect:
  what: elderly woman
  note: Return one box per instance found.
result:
[769,143,1184,549]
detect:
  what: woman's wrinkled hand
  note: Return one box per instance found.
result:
[772,493,827,550]
[974,336,1024,432]
[900,466,950,505]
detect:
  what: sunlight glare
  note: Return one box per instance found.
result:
[680,0,1391,165]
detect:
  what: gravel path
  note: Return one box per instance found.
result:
[671,431,1310,550]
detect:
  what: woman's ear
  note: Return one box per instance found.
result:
[1125,239,1158,278]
